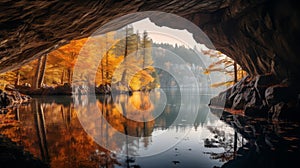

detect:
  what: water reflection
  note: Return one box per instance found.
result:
[3,90,297,167]
[211,109,300,168]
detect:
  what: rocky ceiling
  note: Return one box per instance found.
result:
[0,0,299,81]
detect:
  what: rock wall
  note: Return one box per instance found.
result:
[1,0,299,82]
[210,75,300,120]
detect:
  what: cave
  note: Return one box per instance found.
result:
[0,0,300,167]
[1,0,299,77]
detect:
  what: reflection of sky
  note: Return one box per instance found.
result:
[124,112,237,168]
[132,18,207,50]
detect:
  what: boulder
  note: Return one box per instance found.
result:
[209,88,231,108]
[53,83,72,95]
[254,74,279,99]
[0,90,11,108]
[265,85,296,106]
[96,84,111,94]
[0,88,31,108]
[232,93,246,110]
[210,75,300,121]
[268,102,288,120]
[4,84,16,91]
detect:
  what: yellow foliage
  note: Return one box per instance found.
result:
[1,29,159,90]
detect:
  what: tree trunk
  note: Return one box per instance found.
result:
[61,69,65,84]
[67,68,72,84]
[119,27,129,88]
[15,70,20,86]
[33,100,49,163]
[101,61,104,84]
[234,61,238,83]
[33,57,42,89]
[33,55,47,89]
[124,26,128,58]
[142,32,146,69]
[136,31,139,58]
[105,34,109,84]
[38,55,47,88]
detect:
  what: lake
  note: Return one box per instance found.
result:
[0,89,299,168]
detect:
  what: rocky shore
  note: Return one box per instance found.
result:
[209,75,300,121]
[0,85,31,109]
[16,83,112,96]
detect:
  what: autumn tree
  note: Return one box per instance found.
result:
[0,28,160,92]
[202,49,247,87]
[48,39,87,85]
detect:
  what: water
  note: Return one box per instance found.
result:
[0,90,299,168]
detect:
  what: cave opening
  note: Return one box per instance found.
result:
[0,1,299,168]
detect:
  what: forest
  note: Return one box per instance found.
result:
[0,26,245,96]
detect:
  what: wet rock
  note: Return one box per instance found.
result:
[172,161,180,165]
[244,91,267,117]
[210,76,300,121]
[19,83,114,96]
[0,90,11,108]
[54,83,72,95]
[268,102,288,120]
[265,85,295,106]
[4,84,16,91]
[254,74,278,87]
[209,88,231,108]
[232,93,246,110]
[253,74,278,100]
[0,87,30,108]
[96,84,111,94]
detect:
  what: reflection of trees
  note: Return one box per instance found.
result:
[1,98,120,168]
[213,111,300,167]
[33,99,49,164]
[1,91,215,167]
[99,92,155,138]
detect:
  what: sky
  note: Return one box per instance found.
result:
[132,18,200,48]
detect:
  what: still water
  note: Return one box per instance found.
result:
[0,89,299,168]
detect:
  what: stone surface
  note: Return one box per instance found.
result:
[0,0,300,82]
[209,76,300,120]
[0,86,31,108]
[265,85,295,105]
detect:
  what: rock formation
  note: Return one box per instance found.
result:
[1,0,299,78]
[210,75,300,120]
[0,85,31,109]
